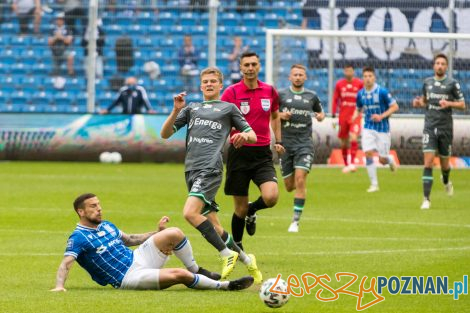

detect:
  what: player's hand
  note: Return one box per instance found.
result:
[315,112,325,122]
[173,92,187,112]
[274,143,285,154]
[370,114,383,122]
[50,287,66,292]
[412,96,424,107]
[99,109,108,115]
[231,132,248,149]
[439,99,450,108]
[158,216,170,231]
[279,111,292,121]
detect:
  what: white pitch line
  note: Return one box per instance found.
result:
[246,216,470,229]
[2,246,469,257]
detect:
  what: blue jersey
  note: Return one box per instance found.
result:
[64,221,134,288]
[356,84,396,133]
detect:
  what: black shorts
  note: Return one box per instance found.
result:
[224,145,277,196]
[185,169,221,215]
[422,127,453,157]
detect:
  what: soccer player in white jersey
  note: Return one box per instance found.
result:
[352,67,399,192]
[51,193,253,291]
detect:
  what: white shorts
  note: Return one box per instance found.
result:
[120,236,169,290]
[361,128,391,157]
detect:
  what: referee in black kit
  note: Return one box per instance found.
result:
[100,77,156,114]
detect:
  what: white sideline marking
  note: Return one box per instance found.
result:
[252,216,470,229]
[2,246,469,257]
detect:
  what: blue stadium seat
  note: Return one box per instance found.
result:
[264,13,280,28]
[241,12,259,27]
[1,23,17,34]
[180,12,198,26]
[219,13,240,27]
[10,36,31,46]
[158,12,178,26]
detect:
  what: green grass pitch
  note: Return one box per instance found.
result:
[0,162,468,313]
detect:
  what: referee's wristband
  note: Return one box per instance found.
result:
[275,141,283,145]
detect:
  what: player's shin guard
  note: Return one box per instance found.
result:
[423,167,433,199]
[231,213,245,246]
[366,157,378,186]
[350,141,358,165]
[293,198,305,222]
[342,147,348,165]
[173,237,198,273]
[247,196,268,216]
[196,219,227,252]
[441,168,451,185]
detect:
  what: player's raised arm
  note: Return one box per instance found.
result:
[50,255,76,292]
[160,92,187,139]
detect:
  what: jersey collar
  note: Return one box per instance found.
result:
[364,83,378,93]
[434,75,447,81]
[289,86,304,94]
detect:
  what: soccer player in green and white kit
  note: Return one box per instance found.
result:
[278,64,325,232]
[160,67,263,283]
[412,53,466,210]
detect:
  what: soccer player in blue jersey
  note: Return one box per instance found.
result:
[51,193,253,291]
[352,67,399,192]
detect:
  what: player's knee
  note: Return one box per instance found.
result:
[378,157,388,165]
[263,194,278,208]
[183,210,197,223]
[170,268,193,283]
[285,184,295,192]
[165,227,185,241]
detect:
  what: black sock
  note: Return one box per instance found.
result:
[248,196,268,216]
[196,219,226,252]
[441,168,451,185]
[231,213,245,244]
[221,231,242,253]
[422,167,433,200]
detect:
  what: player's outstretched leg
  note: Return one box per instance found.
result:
[228,276,254,290]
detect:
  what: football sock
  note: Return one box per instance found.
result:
[187,274,229,290]
[173,237,198,273]
[423,167,433,199]
[441,168,450,184]
[293,198,305,222]
[366,157,378,186]
[231,213,245,244]
[350,141,358,165]
[342,147,348,165]
[196,219,228,253]
[247,196,268,216]
[221,231,251,265]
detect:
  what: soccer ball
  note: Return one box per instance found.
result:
[259,278,290,308]
[109,152,122,163]
[99,151,112,163]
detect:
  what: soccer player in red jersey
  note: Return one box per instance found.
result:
[331,65,363,173]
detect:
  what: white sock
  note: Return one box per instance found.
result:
[187,274,229,290]
[173,237,199,273]
[366,160,378,186]
[219,248,233,258]
[238,251,251,265]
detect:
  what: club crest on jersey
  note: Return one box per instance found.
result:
[240,101,250,114]
[373,94,379,102]
[294,95,302,100]
[67,239,74,250]
[261,99,271,111]
[96,245,107,254]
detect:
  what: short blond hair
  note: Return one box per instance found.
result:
[290,64,307,72]
[200,67,224,83]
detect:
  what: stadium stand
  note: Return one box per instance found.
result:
[0,0,468,114]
